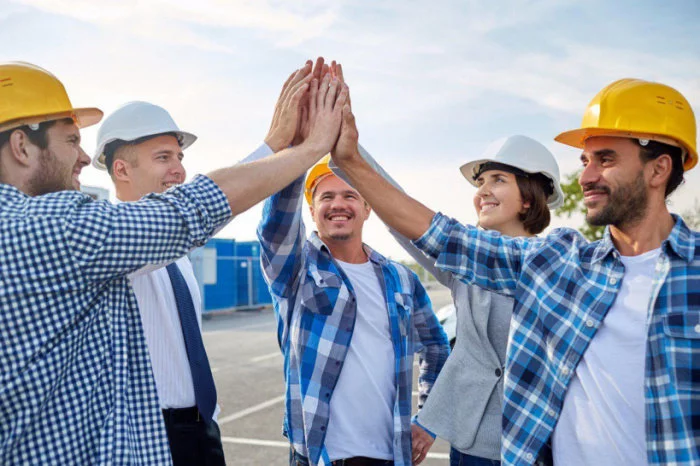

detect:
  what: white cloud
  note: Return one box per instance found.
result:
[4,0,700,261]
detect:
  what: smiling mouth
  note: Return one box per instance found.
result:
[163,182,180,189]
[583,191,608,203]
[328,215,351,221]
[480,202,499,213]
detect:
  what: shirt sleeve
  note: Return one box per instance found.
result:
[413,212,535,297]
[256,174,307,299]
[410,274,450,410]
[65,175,232,283]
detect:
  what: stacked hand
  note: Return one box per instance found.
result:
[265,57,349,159]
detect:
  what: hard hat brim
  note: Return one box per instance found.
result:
[555,127,698,171]
[460,158,564,209]
[92,130,197,171]
[0,107,103,134]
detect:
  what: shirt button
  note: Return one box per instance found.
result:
[609,277,618,285]
[694,324,700,334]
[586,319,595,328]
[526,452,534,461]
[495,368,502,377]
[548,409,555,417]
[320,425,326,431]
[562,367,570,376]
[335,361,340,366]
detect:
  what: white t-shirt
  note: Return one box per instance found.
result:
[552,248,661,466]
[324,260,396,461]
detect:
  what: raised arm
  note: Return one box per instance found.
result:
[68,60,347,282]
[210,63,347,216]
[330,144,453,287]
[331,102,531,295]
[331,110,434,240]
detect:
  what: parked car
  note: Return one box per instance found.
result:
[435,303,456,348]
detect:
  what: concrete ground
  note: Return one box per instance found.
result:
[203,284,454,465]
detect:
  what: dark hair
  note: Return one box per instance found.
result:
[635,140,684,197]
[105,131,179,175]
[515,173,551,234]
[0,118,72,151]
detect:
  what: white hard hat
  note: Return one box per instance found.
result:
[460,135,565,209]
[92,101,196,171]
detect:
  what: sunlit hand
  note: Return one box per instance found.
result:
[293,57,329,146]
[302,71,348,157]
[265,61,313,152]
[331,100,360,166]
[411,423,435,465]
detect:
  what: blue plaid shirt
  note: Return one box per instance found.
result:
[414,212,700,466]
[0,176,231,465]
[257,177,449,466]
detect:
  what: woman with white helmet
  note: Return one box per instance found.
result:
[333,135,563,465]
[403,135,563,466]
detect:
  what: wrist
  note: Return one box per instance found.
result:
[264,135,288,153]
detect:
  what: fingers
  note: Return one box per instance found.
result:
[280,62,311,100]
[332,84,349,115]
[316,72,331,113]
[312,57,325,82]
[287,78,310,113]
[336,63,345,84]
[411,441,429,464]
[308,78,319,123]
[324,76,341,109]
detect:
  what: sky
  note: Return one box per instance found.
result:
[2,0,699,261]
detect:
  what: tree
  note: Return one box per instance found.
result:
[554,170,604,241]
[681,199,700,229]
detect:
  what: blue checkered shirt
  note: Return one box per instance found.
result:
[257,177,449,466]
[0,176,231,465]
[414,212,700,465]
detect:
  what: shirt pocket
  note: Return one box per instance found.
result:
[394,292,412,342]
[662,311,700,391]
[300,269,342,316]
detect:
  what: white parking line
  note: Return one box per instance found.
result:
[221,437,288,448]
[250,352,282,363]
[220,437,450,459]
[236,321,277,331]
[218,395,285,425]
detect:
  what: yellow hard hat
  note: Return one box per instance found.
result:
[555,78,697,171]
[304,155,333,204]
[0,62,102,133]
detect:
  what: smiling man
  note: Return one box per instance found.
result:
[92,101,227,465]
[258,154,449,466]
[331,77,699,465]
[0,60,348,465]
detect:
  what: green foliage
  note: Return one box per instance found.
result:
[554,170,605,241]
[681,199,700,230]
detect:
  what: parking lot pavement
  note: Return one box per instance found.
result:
[203,284,454,465]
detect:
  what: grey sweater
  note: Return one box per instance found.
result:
[393,232,512,460]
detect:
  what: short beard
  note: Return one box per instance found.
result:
[329,233,351,241]
[586,172,648,228]
[27,148,74,196]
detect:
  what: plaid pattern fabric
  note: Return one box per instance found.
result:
[257,177,449,466]
[0,176,231,465]
[414,212,700,466]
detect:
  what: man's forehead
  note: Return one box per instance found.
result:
[583,136,636,153]
[134,134,182,155]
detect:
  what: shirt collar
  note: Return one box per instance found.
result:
[0,183,28,200]
[309,231,388,266]
[592,213,694,264]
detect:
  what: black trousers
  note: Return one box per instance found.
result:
[162,407,226,466]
